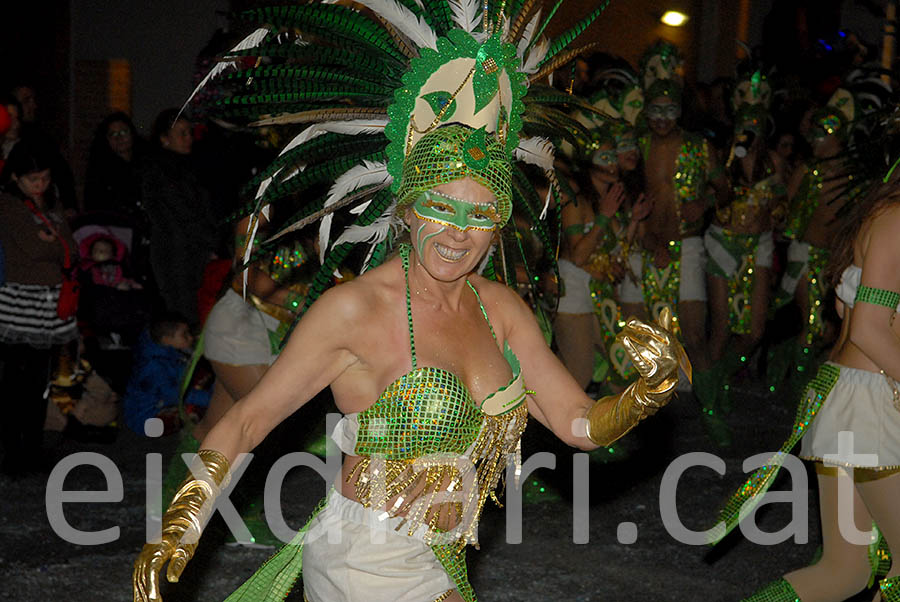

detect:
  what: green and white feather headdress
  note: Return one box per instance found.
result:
[189,0,610,312]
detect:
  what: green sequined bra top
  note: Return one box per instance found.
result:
[332,245,529,547]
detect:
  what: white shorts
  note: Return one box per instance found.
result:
[800,363,900,470]
[679,235,707,302]
[618,250,644,305]
[203,288,280,366]
[557,258,594,314]
[302,490,456,602]
[779,240,810,297]
[756,231,774,269]
[703,226,774,276]
[617,237,707,305]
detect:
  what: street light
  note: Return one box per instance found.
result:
[661,11,688,27]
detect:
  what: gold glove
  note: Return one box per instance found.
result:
[133,450,231,602]
[586,307,691,447]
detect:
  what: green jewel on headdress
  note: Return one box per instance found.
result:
[396,124,512,224]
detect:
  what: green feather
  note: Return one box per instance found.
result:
[228,44,405,78]
[526,0,563,54]
[241,135,386,200]
[240,5,405,63]
[263,150,389,204]
[225,65,399,91]
[540,0,610,66]
[418,0,454,36]
[298,188,394,312]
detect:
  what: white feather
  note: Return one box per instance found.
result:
[319,161,391,262]
[280,118,388,157]
[516,10,542,59]
[178,27,269,120]
[514,136,555,171]
[256,119,388,201]
[541,183,553,220]
[338,205,399,273]
[242,213,263,298]
[333,204,397,247]
[448,0,480,34]
[254,166,284,201]
[354,0,438,50]
[522,36,550,74]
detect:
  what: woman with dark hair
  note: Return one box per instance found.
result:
[84,111,146,217]
[740,166,900,602]
[0,139,79,476]
[140,108,217,327]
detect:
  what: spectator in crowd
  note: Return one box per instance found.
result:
[0,139,79,477]
[7,84,77,212]
[122,312,211,436]
[84,111,147,219]
[140,108,217,328]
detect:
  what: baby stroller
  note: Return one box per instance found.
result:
[72,212,153,392]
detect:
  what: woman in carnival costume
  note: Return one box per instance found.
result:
[133,1,690,601]
[704,65,786,412]
[711,151,900,601]
[717,165,900,602]
[584,64,651,391]
[554,122,628,390]
[770,72,890,396]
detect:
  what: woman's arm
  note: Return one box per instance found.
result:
[200,282,363,463]
[501,287,597,449]
[501,284,685,451]
[848,206,900,381]
[564,184,626,267]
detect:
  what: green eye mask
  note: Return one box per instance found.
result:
[412,191,499,232]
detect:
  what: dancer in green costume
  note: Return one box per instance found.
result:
[714,169,900,601]
[132,3,691,601]
[634,41,732,446]
[705,63,786,414]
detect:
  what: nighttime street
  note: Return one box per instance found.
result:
[2,0,899,601]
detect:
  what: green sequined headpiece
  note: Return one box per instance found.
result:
[639,40,684,91]
[190,0,613,318]
[396,125,512,225]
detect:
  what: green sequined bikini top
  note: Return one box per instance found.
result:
[349,245,527,460]
[336,245,530,547]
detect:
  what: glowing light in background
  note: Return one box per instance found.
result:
[661,11,689,27]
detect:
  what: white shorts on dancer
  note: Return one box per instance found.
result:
[618,236,708,305]
[302,489,456,602]
[800,362,900,470]
[204,288,280,366]
[557,258,594,314]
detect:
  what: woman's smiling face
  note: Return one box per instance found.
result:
[405,177,498,282]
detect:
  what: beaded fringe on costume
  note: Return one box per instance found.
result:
[348,403,527,547]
